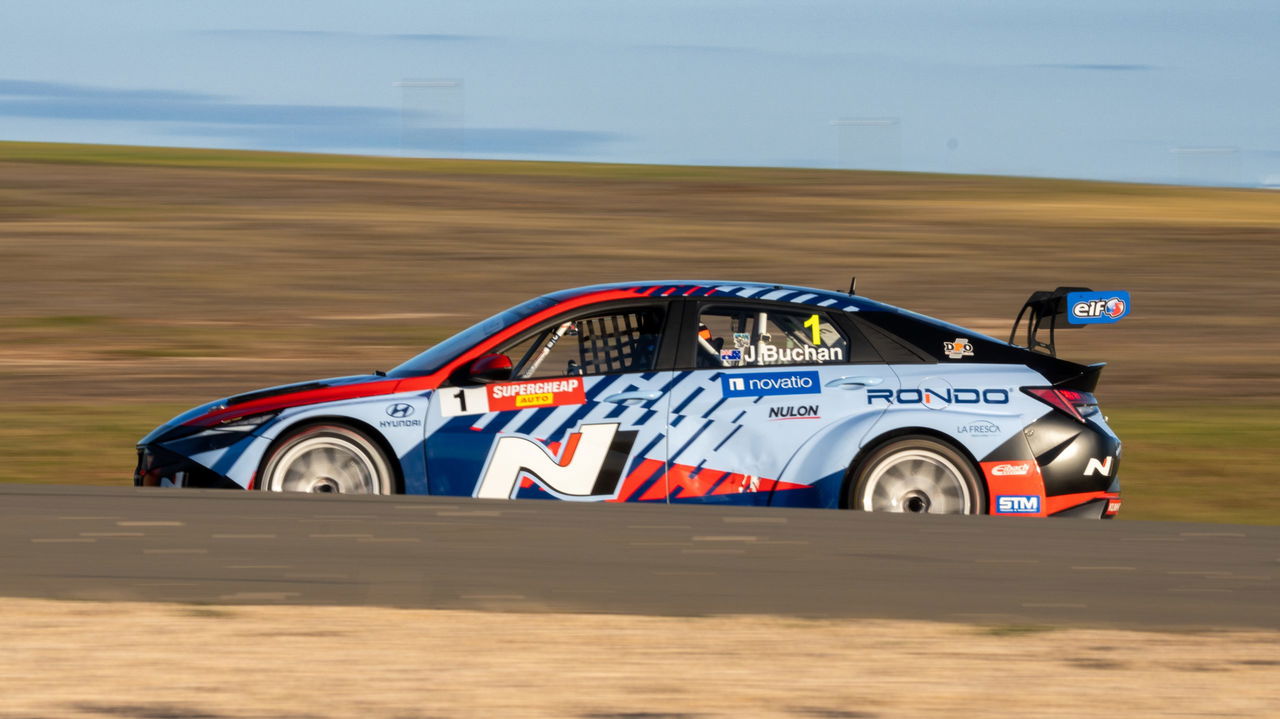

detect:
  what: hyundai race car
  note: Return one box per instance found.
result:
[136,281,1125,518]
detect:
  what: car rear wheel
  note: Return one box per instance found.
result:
[849,436,983,514]
[260,424,393,494]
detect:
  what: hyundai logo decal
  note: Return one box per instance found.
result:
[386,403,414,418]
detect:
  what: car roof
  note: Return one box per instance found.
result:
[546,280,893,314]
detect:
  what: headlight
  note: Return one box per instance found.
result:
[212,411,280,432]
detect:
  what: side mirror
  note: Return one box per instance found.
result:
[464,353,513,384]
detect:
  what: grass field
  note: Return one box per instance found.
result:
[2,140,1277,523]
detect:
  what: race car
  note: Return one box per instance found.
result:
[135,281,1125,518]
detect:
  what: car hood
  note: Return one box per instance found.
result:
[138,374,395,445]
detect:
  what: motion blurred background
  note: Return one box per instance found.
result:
[2,7,1279,718]
[2,0,1278,185]
[0,2,1277,523]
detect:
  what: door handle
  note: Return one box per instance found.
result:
[603,390,663,404]
[825,376,885,389]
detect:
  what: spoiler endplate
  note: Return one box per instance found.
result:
[1009,286,1091,357]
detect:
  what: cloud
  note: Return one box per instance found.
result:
[0,79,399,134]
[197,29,480,43]
[0,97,398,127]
[0,79,217,102]
[178,124,619,155]
[1032,63,1157,72]
[0,78,617,155]
[635,43,768,57]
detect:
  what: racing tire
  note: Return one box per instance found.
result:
[260,424,394,495]
[848,435,984,515]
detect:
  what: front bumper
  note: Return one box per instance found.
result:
[134,444,243,489]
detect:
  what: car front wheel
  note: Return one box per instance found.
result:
[260,424,393,494]
[849,436,984,514]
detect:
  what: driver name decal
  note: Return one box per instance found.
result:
[739,345,843,364]
[440,377,586,417]
[474,422,637,500]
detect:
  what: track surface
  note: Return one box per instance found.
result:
[1,485,1276,629]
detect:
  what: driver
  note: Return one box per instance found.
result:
[696,323,729,368]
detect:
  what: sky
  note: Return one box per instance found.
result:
[1,1,1277,186]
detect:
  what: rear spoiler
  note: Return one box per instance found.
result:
[1057,361,1106,393]
[1009,286,1091,357]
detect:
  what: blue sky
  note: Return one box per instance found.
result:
[1,1,1277,185]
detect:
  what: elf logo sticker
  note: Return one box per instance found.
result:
[722,371,820,398]
[473,423,637,500]
[1067,291,1131,324]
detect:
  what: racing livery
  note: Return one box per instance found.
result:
[136,281,1124,518]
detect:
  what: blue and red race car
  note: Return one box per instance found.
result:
[136,281,1125,518]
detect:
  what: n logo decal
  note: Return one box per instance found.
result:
[1084,456,1114,477]
[474,423,638,500]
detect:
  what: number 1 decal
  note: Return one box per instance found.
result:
[440,386,490,417]
[804,314,821,346]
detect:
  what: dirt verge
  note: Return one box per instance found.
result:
[1,597,1276,718]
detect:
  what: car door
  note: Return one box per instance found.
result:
[422,301,675,502]
[662,300,899,505]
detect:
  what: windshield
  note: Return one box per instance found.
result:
[386,295,558,378]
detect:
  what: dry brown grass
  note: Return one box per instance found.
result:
[0,597,1277,719]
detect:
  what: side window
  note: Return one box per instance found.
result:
[697,305,848,368]
[500,306,666,379]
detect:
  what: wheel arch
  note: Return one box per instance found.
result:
[838,425,986,510]
[255,415,405,494]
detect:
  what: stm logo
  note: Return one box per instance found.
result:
[996,495,1040,514]
[385,403,414,418]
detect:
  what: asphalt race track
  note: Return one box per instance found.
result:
[1,485,1276,629]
